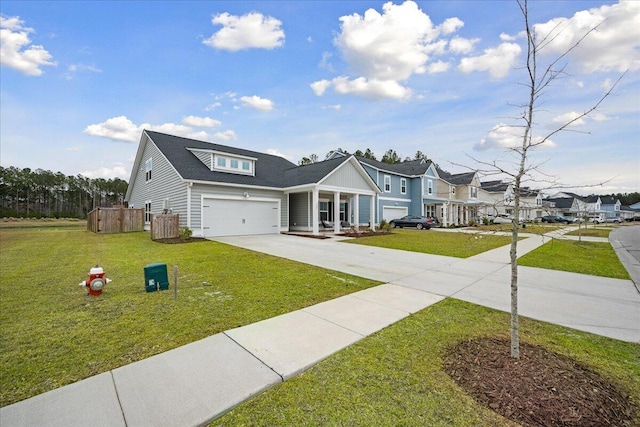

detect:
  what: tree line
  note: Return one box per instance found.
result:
[0,166,128,219]
[299,148,430,165]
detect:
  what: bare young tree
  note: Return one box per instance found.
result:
[474,0,625,358]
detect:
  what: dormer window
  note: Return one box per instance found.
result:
[214,155,254,175]
[188,148,256,176]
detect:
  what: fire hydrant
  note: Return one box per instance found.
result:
[79,265,112,296]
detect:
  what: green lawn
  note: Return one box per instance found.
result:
[518,239,630,279]
[345,228,514,258]
[210,299,640,426]
[472,223,565,235]
[565,226,612,238]
[0,224,380,406]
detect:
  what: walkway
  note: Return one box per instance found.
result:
[2,227,639,426]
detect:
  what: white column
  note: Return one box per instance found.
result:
[353,194,360,233]
[334,191,341,233]
[312,188,319,235]
[369,195,376,231]
[443,203,448,227]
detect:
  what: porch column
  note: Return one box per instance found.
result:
[353,194,360,233]
[334,191,341,234]
[369,196,376,231]
[442,202,448,227]
[312,188,319,235]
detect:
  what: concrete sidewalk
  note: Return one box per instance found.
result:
[3,227,639,426]
[1,285,444,427]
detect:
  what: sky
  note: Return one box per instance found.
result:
[1,0,639,195]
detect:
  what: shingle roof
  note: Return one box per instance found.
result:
[356,157,432,176]
[283,156,352,187]
[146,130,297,188]
[545,197,575,209]
[437,167,475,185]
[600,196,618,205]
[481,180,509,192]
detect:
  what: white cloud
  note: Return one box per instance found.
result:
[266,148,293,160]
[84,116,236,143]
[320,1,467,99]
[203,12,284,51]
[552,111,586,127]
[84,116,141,142]
[0,15,56,76]
[332,76,411,100]
[63,63,102,80]
[81,164,129,179]
[458,42,521,78]
[240,95,274,111]
[204,102,221,111]
[427,60,450,74]
[439,17,464,35]
[500,32,516,42]
[448,36,479,54]
[182,115,221,128]
[534,1,640,73]
[310,79,332,96]
[474,123,556,151]
[319,51,334,72]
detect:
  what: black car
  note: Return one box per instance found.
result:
[389,215,433,230]
[541,215,572,224]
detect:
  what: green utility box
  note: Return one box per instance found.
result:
[144,263,169,292]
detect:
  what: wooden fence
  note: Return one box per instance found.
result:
[151,214,180,240]
[87,207,144,233]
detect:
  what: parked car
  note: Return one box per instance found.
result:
[488,214,524,225]
[389,215,433,230]
[603,217,622,224]
[541,215,572,224]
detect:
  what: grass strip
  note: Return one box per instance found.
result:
[0,225,380,406]
[210,299,640,426]
[518,238,629,279]
[345,228,513,258]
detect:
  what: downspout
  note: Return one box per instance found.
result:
[187,182,192,230]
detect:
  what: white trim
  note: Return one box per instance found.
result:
[187,147,258,162]
[383,175,391,192]
[379,196,411,203]
[200,193,281,236]
[400,178,407,195]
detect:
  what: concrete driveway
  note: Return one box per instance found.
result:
[214,232,640,343]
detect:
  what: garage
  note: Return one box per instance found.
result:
[382,206,408,222]
[203,198,280,237]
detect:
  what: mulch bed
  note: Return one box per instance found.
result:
[152,237,208,244]
[443,337,637,426]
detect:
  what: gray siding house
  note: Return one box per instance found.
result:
[125,131,380,237]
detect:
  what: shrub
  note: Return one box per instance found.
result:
[178,226,193,241]
[378,219,392,231]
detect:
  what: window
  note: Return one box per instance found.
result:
[384,175,391,192]
[427,179,433,195]
[451,185,456,195]
[425,204,436,218]
[214,155,254,175]
[400,178,407,194]
[319,201,329,221]
[145,201,152,223]
[470,187,477,198]
[145,158,152,182]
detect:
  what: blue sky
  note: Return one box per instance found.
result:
[1,1,638,194]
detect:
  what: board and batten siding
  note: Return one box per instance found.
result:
[322,161,373,191]
[189,183,288,236]
[127,134,188,228]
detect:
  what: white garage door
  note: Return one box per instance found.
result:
[382,206,408,222]
[203,198,279,237]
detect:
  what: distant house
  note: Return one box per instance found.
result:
[600,196,621,220]
[479,181,543,220]
[125,131,380,237]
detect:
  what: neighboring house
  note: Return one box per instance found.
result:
[545,192,602,220]
[125,131,380,237]
[436,169,484,225]
[479,181,543,220]
[600,196,621,219]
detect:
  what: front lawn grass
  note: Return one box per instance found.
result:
[210,298,640,426]
[345,228,513,258]
[0,225,380,406]
[565,226,612,238]
[518,239,630,279]
[472,223,564,235]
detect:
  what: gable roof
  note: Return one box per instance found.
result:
[283,156,351,187]
[356,157,432,177]
[600,196,619,205]
[145,130,297,188]
[437,167,476,185]
[481,180,510,192]
[545,197,575,209]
